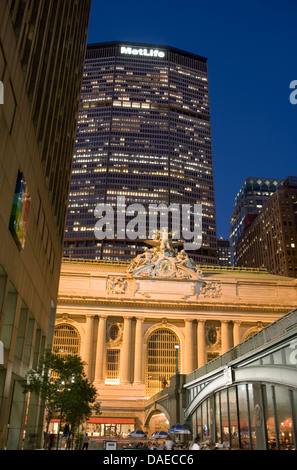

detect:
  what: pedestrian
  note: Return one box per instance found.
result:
[191,437,201,450]
[164,438,174,450]
[48,432,55,450]
[82,433,89,450]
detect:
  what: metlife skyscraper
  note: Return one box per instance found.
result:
[64,42,218,265]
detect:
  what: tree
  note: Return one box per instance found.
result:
[23,350,101,449]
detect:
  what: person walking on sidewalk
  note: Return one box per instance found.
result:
[82,433,89,450]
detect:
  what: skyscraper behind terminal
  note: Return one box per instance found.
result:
[229,177,284,265]
[63,42,218,265]
[236,176,297,277]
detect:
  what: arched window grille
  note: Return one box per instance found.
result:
[146,328,181,398]
[52,324,81,357]
[105,349,120,385]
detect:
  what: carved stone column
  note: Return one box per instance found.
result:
[233,321,241,347]
[84,315,94,378]
[94,316,107,383]
[185,320,194,374]
[197,320,206,368]
[221,320,231,354]
[133,317,144,384]
[120,317,132,384]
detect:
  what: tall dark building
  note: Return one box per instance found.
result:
[229,177,283,265]
[236,176,297,278]
[0,0,91,450]
[217,238,231,266]
[63,42,218,265]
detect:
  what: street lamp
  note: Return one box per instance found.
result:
[174,344,180,374]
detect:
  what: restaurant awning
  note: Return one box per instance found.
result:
[87,417,135,424]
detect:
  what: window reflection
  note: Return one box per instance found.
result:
[238,384,250,448]
[248,384,256,449]
[229,387,239,449]
[275,386,295,450]
[215,393,221,443]
[202,399,209,441]
[220,389,229,448]
[191,382,296,450]
[263,385,277,449]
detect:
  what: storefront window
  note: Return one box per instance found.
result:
[293,390,297,448]
[215,392,221,443]
[190,380,297,451]
[263,385,277,450]
[202,399,209,441]
[86,422,102,436]
[237,384,250,449]
[247,384,256,449]
[105,424,118,437]
[192,409,197,440]
[86,422,133,437]
[274,386,295,450]
[221,390,229,448]
[229,387,239,449]
[197,406,202,441]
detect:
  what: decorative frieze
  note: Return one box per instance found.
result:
[200,281,222,299]
[106,276,128,295]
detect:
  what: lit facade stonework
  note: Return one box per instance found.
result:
[55,236,297,433]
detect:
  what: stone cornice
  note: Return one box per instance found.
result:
[57,295,295,313]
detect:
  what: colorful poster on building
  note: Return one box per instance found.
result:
[9,171,31,250]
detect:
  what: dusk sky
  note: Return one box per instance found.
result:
[87,0,296,239]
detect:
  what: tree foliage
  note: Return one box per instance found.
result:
[23,350,101,448]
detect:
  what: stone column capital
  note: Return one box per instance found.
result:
[134,316,144,322]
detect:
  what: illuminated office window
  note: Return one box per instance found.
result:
[63,43,218,265]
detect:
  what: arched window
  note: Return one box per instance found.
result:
[52,324,81,357]
[146,328,180,398]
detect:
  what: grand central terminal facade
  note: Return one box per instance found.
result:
[54,235,297,438]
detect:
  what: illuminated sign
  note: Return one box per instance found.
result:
[120,46,165,58]
[9,171,31,250]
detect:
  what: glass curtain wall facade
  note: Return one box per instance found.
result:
[229,177,283,266]
[64,42,217,265]
[236,177,297,278]
[192,383,297,450]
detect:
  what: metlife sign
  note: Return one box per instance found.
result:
[120,46,165,59]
